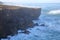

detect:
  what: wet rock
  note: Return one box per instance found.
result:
[34,23,39,26]
[19,30,30,34]
[40,24,46,26]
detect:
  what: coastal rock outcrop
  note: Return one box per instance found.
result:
[0,4,41,39]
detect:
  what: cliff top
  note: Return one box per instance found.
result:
[0,4,41,10]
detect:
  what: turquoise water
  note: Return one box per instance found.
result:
[2,3,60,40]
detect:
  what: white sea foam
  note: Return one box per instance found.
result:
[48,10,60,14]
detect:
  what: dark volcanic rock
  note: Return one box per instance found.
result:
[0,5,41,39]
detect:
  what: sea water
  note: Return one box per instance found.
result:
[2,3,60,40]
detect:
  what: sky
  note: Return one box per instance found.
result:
[0,0,60,3]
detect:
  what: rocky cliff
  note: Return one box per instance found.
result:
[0,5,41,39]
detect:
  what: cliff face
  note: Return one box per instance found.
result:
[0,5,41,38]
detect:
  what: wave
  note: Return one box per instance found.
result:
[48,10,60,14]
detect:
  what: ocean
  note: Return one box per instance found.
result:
[2,3,60,40]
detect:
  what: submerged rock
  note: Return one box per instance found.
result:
[40,24,45,26]
[0,4,41,39]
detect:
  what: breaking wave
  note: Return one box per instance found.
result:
[48,10,60,14]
